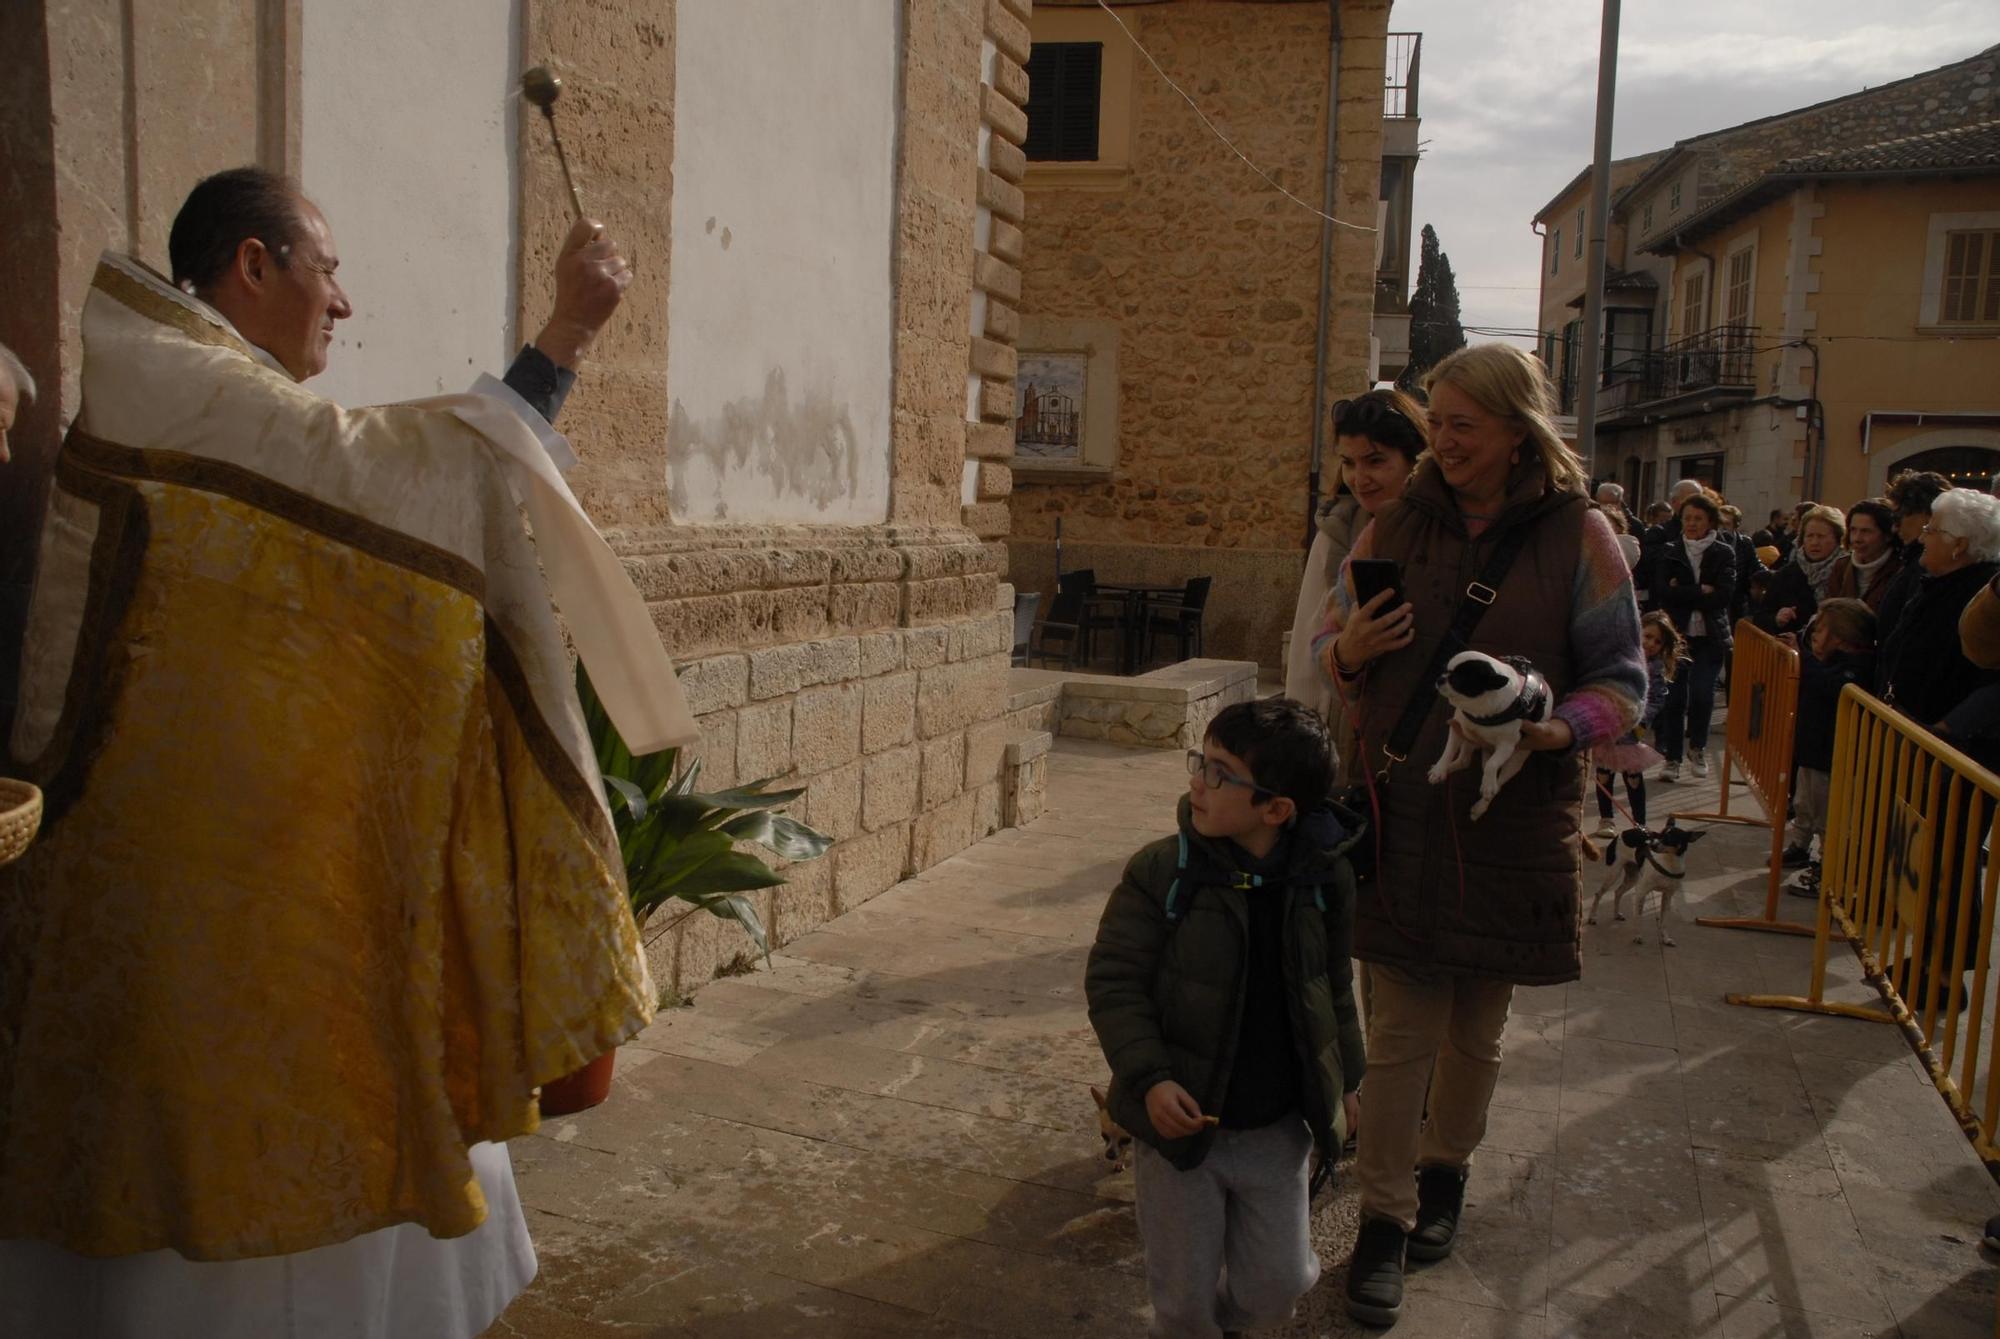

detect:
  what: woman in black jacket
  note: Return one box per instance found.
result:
[1652,493,1736,780]
[1879,489,2000,731]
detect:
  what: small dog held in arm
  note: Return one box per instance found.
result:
[1588,821,1707,946]
[1429,651,1552,820]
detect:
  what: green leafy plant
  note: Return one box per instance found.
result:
[576,664,832,961]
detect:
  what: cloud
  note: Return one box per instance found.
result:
[1385,0,1996,343]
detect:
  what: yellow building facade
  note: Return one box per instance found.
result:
[1648,126,2000,513]
[1536,44,1999,518]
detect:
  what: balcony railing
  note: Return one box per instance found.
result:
[1564,325,1760,419]
[1641,324,1759,402]
[1385,33,1421,119]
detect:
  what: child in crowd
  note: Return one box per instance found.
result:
[1785,598,1878,896]
[1086,698,1365,1339]
[1592,610,1681,837]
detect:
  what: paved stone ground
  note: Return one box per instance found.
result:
[484,730,2000,1338]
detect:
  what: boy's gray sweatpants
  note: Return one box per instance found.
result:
[1131,1116,1319,1338]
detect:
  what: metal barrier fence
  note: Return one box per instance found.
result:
[1731,685,2000,1170]
[1673,621,1814,936]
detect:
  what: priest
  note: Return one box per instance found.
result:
[0,166,694,1338]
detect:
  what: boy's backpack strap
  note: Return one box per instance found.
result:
[1163,832,1191,924]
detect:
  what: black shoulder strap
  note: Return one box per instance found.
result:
[1378,523,1537,771]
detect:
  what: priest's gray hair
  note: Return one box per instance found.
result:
[1668,478,1704,504]
[1595,481,1625,503]
[0,343,34,405]
[1930,489,2000,563]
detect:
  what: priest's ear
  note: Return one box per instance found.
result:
[230,236,288,294]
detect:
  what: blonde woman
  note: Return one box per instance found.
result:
[1752,503,1842,636]
[1315,344,1645,1324]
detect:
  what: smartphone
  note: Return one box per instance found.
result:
[1350,557,1405,611]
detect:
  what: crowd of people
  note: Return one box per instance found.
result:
[1587,468,2000,898]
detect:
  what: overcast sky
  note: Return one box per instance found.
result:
[1383,0,1996,343]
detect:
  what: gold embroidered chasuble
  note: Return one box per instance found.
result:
[0,256,688,1261]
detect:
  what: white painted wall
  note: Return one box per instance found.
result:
[300,2,519,408]
[667,0,898,524]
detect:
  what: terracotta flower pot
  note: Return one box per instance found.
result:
[537,1050,616,1117]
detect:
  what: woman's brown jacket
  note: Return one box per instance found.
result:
[1350,461,1591,986]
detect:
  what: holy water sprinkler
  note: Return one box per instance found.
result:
[521,65,584,221]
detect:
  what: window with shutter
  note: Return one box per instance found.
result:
[1725,248,1753,323]
[1942,230,2000,324]
[1682,272,1707,337]
[1025,43,1103,162]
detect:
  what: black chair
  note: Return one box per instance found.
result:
[1145,576,1212,665]
[1059,568,1130,670]
[1028,585,1087,668]
[1010,590,1041,666]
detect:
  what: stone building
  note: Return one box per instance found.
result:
[0,0,1045,994]
[1005,0,1411,668]
[1535,43,1999,517]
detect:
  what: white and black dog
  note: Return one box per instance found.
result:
[1429,651,1551,821]
[1588,820,1707,946]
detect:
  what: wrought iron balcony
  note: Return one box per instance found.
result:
[1640,324,1759,403]
[1385,33,1421,119]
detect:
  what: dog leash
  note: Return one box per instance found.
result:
[1592,772,1647,831]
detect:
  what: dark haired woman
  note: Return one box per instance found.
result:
[1826,498,1902,614]
[1650,492,1737,781]
[1284,389,1428,761]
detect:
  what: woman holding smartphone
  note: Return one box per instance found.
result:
[1284,390,1429,770]
[1313,345,1645,1327]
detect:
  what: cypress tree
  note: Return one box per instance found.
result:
[1400,224,1466,390]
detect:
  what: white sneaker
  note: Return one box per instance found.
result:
[1593,820,1617,840]
[1661,761,1682,782]
[1690,748,1710,779]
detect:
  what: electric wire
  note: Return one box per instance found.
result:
[1092,0,1376,234]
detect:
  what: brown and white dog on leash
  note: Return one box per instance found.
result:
[1429,651,1552,821]
[1588,821,1707,946]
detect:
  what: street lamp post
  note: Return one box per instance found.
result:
[1575,0,1621,481]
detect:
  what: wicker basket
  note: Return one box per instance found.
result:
[0,778,43,867]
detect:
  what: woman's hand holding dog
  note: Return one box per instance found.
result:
[1518,717,1574,753]
[1446,715,1574,753]
[1145,1079,1208,1138]
[1334,587,1415,670]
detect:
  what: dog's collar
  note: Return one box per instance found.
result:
[1643,849,1686,881]
[1466,663,1550,728]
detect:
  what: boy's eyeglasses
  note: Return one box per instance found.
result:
[1186,750,1276,804]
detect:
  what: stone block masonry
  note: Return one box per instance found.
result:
[1053,659,1258,750]
[1010,0,1392,666]
[640,568,1039,997]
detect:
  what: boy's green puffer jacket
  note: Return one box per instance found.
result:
[1086,795,1366,1173]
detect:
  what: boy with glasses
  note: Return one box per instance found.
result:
[1086,698,1366,1338]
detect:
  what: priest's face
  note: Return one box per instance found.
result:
[257,199,351,381]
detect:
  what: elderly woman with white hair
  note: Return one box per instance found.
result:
[1877,488,2000,733]
[0,341,34,465]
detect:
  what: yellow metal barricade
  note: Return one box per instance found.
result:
[1674,621,1814,936]
[1732,686,2000,1170]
